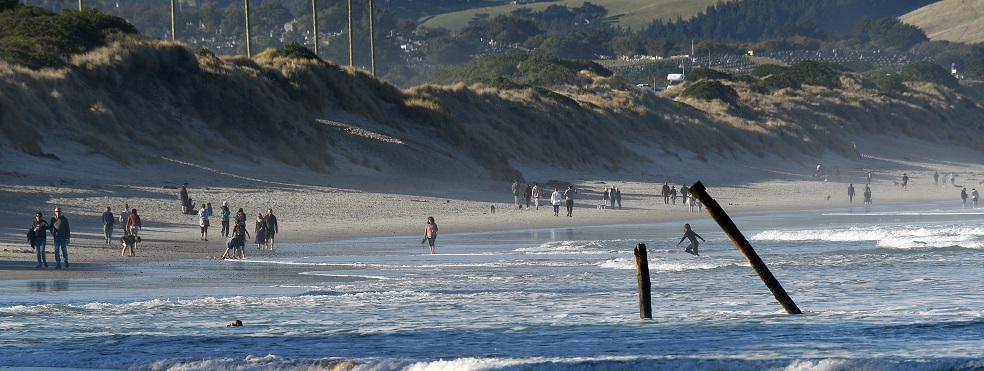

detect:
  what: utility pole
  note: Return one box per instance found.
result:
[312,0,319,56]
[244,0,252,57]
[369,0,375,75]
[347,0,353,66]
[170,0,176,41]
[78,0,82,11]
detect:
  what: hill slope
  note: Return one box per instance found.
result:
[422,0,726,32]
[900,0,984,43]
[3,39,984,187]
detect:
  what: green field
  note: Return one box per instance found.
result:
[421,0,727,32]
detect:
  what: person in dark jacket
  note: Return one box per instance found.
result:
[31,212,49,269]
[50,207,71,269]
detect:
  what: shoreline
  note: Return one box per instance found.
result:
[0,177,966,281]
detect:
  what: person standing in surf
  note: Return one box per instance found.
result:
[676,223,705,256]
[423,216,438,254]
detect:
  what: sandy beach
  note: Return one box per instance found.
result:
[1,132,981,281]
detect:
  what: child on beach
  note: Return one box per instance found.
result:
[121,234,139,257]
[676,223,706,256]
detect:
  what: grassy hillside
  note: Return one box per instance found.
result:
[900,0,984,44]
[421,0,728,32]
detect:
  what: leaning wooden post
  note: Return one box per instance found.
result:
[634,243,652,319]
[689,181,802,314]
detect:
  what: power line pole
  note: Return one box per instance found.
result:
[347,0,353,66]
[369,0,375,75]
[244,0,252,57]
[170,0,176,41]
[78,0,82,10]
[312,0,319,56]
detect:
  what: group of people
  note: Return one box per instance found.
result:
[512,180,578,217]
[28,207,71,269]
[209,204,279,260]
[959,187,980,208]
[602,187,622,209]
[846,183,873,204]
[103,203,142,257]
[933,171,958,187]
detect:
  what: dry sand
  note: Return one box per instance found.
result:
[1,132,981,281]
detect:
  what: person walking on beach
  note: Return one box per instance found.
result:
[564,185,577,217]
[863,186,872,204]
[31,212,49,269]
[550,188,562,216]
[848,184,855,203]
[670,186,678,205]
[680,184,689,207]
[254,213,267,250]
[198,204,210,241]
[126,208,141,235]
[602,187,610,209]
[50,207,70,269]
[511,180,520,205]
[934,171,939,186]
[867,170,873,184]
[972,188,980,208]
[961,188,968,208]
[901,173,909,189]
[676,223,706,256]
[661,183,670,204]
[119,204,130,236]
[615,186,622,209]
[423,216,439,254]
[688,193,697,213]
[523,183,533,209]
[264,208,279,251]
[219,203,231,238]
[101,207,114,244]
[531,182,541,210]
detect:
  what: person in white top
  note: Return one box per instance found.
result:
[198,204,210,241]
[550,188,563,217]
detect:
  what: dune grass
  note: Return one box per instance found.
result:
[3,36,984,181]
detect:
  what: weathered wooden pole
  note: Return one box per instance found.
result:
[634,243,653,319]
[689,181,802,314]
[311,0,319,56]
[244,0,252,58]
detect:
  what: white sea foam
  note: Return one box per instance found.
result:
[598,256,742,271]
[751,225,984,249]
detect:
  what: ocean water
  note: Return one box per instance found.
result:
[3,202,984,370]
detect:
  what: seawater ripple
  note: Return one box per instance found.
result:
[2,210,984,370]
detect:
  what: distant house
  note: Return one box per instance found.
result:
[284,19,298,33]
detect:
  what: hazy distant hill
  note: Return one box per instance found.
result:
[422,0,725,32]
[900,0,984,44]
